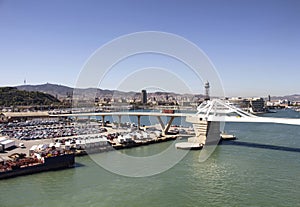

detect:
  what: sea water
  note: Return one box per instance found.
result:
[0,109,299,207]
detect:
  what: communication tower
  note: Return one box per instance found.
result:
[204,81,210,100]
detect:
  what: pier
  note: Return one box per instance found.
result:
[52,100,300,149]
[1,99,300,155]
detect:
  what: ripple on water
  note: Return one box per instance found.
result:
[1,111,300,207]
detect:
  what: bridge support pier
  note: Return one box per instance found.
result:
[118,115,121,129]
[102,115,105,127]
[188,121,221,145]
[137,115,141,129]
[157,116,175,136]
[188,121,209,145]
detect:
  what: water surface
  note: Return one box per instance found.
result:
[1,109,299,207]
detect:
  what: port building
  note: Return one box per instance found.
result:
[0,112,50,123]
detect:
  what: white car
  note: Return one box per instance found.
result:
[19,143,26,148]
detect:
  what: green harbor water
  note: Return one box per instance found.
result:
[1,109,300,207]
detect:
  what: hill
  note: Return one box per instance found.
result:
[17,83,120,99]
[270,94,300,102]
[0,87,61,107]
[15,83,300,102]
[16,83,193,99]
[17,83,74,99]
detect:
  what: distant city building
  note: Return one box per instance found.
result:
[141,90,147,104]
[204,81,210,100]
[229,97,266,113]
[250,98,265,113]
[266,99,293,108]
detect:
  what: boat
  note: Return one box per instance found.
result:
[175,142,203,150]
[0,151,75,179]
[220,133,236,140]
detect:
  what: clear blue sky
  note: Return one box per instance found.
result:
[0,0,299,97]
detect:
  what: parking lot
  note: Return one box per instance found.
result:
[0,120,107,140]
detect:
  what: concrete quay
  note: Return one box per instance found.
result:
[0,124,194,159]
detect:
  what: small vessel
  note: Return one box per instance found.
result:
[175,142,203,150]
[220,133,236,140]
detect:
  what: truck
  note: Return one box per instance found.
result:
[0,140,15,150]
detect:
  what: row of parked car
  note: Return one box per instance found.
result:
[0,120,107,140]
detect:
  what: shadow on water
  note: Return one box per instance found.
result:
[220,140,300,153]
[74,162,86,168]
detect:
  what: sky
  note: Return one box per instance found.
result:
[0,0,299,97]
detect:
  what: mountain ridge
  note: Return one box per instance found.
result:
[16,83,200,99]
[0,86,60,107]
[16,83,300,101]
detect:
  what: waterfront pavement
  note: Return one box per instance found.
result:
[0,126,123,159]
[1,124,194,160]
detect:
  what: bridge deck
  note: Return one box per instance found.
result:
[207,116,300,125]
[51,112,194,135]
[51,112,300,126]
[50,112,193,118]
